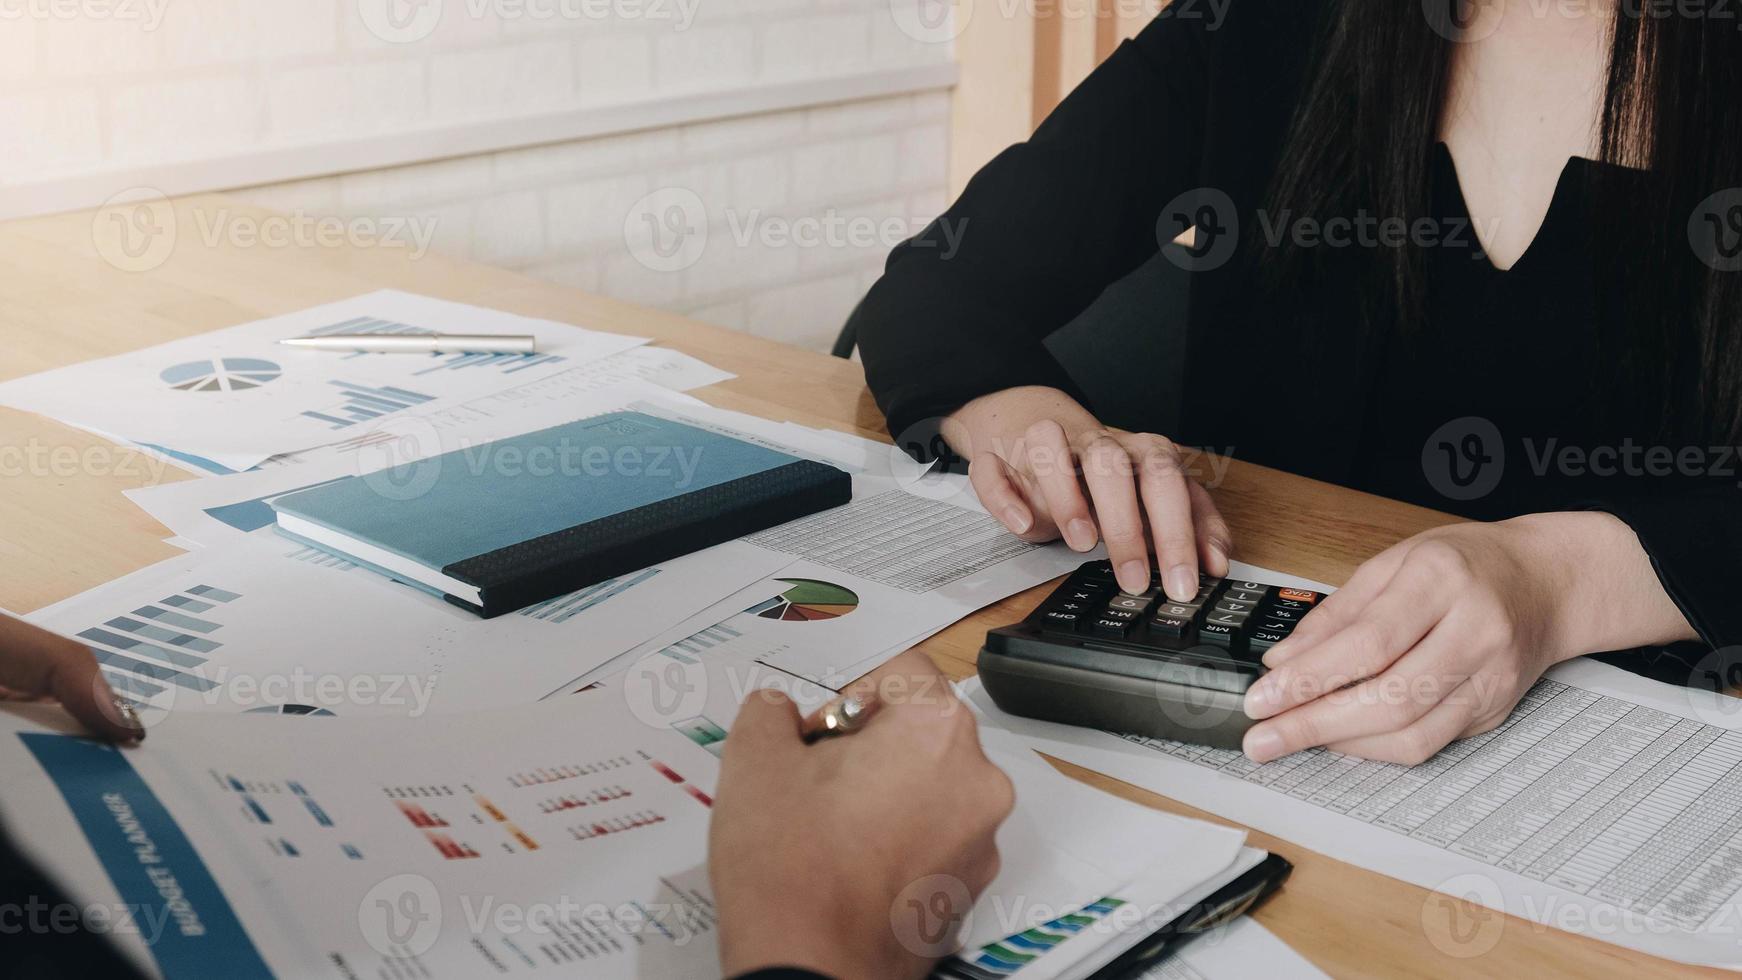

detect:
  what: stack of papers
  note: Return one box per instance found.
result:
[3,292,1287,977]
[0,678,1263,980]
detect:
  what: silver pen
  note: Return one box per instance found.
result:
[279,334,538,354]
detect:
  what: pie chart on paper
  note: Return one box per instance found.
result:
[751,579,860,623]
[161,357,283,392]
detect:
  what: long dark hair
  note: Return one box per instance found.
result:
[1266,0,1742,443]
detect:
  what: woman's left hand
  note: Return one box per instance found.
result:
[1240,512,1697,765]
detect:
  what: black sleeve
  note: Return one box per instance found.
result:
[1582,488,1742,651]
[1,819,147,980]
[728,970,834,980]
[853,12,1212,448]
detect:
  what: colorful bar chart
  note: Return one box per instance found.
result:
[505,755,633,788]
[569,810,667,841]
[672,717,728,758]
[965,898,1127,977]
[536,786,633,813]
[517,569,661,624]
[394,800,449,829]
[425,832,480,860]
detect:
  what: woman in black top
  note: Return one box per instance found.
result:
[856,0,1742,767]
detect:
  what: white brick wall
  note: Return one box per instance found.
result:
[232,90,950,352]
[7,0,954,352]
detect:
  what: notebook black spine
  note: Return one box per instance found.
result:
[439,459,850,618]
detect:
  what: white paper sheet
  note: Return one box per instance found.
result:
[25,532,791,722]
[1132,917,1327,980]
[0,694,728,979]
[965,576,1742,969]
[565,646,1246,970]
[0,291,647,470]
[971,728,1247,950]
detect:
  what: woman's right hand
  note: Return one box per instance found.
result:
[943,386,1232,599]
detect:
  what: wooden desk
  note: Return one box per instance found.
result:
[0,196,1706,979]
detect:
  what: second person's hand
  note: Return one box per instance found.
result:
[709,650,1014,980]
[945,385,1232,599]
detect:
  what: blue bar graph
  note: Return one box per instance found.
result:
[301,380,436,430]
[132,605,222,634]
[79,628,207,670]
[77,585,243,702]
[101,669,165,699]
[518,569,661,624]
[303,799,334,827]
[659,623,744,665]
[104,616,220,653]
[82,643,217,693]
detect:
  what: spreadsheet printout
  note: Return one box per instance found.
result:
[968,653,1742,968]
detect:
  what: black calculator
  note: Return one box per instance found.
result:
[978,560,1326,749]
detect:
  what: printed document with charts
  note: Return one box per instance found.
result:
[0,691,1245,979]
[0,290,646,472]
[968,564,1742,969]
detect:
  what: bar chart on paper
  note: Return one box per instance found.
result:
[517,570,662,624]
[0,290,644,472]
[74,584,237,705]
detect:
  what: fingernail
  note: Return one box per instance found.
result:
[1244,676,1280,718]
[1262,641,1293,668]
[113,697,145,741]
[1066,519,1096,552]
[1118,560,1151,594]
[1003,505,1032,535]
[1208,540,1230,574]
[1244,727,1284,763]
[1165,564,1195,602]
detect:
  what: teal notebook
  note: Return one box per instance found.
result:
[270,411,850,617]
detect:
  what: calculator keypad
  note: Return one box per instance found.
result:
[1028,560,1323,664]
